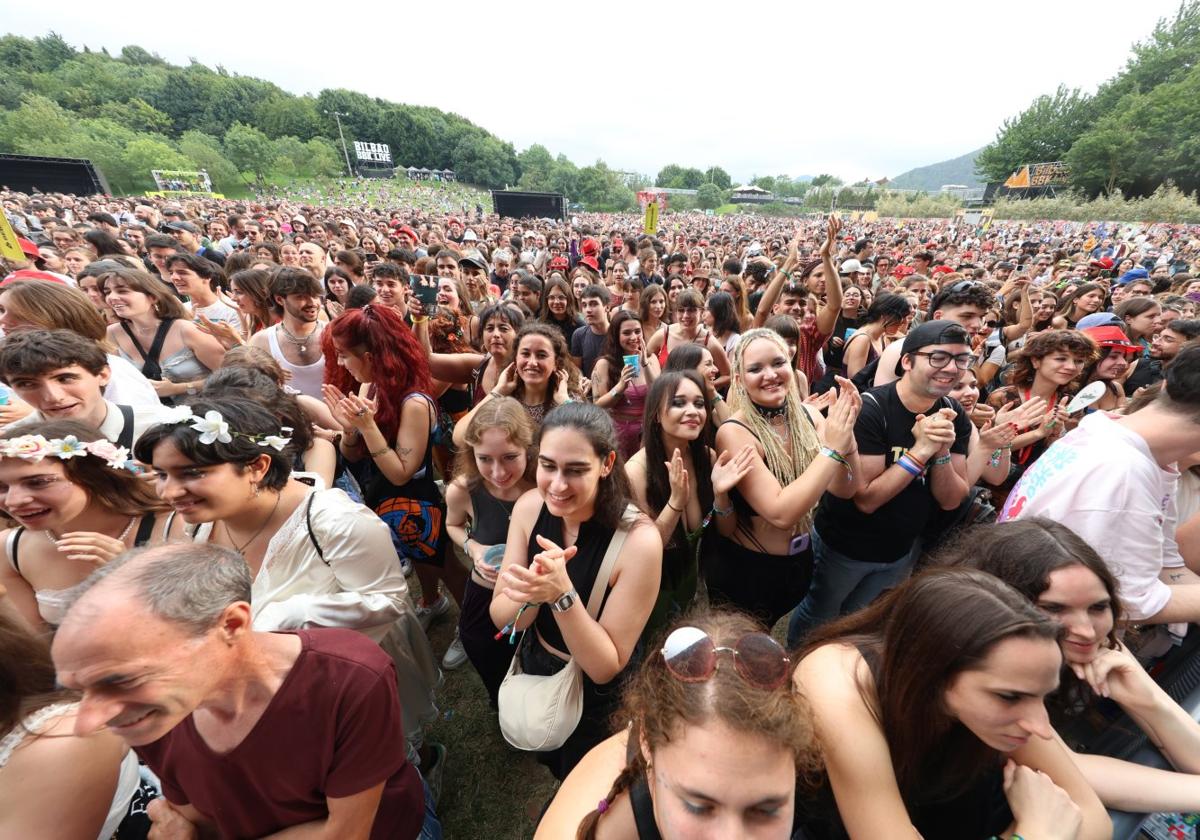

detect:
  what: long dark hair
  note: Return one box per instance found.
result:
[538,276,579,324]
[134,398,294,491]
[706,291,740,337]
[799,567,1061,805]
[599,310,642,392]
[641,371,714,543]
[0,611,73,739]
[538,402,634,531]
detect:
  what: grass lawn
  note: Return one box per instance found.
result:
[416,559,560,839]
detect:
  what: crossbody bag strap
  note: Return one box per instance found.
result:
[583,503,636,620]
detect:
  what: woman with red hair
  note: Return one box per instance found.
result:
[322,303,467,630]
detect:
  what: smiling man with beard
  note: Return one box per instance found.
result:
[52,542,438,840]
[788,320,974,644]
[249,268,327,399]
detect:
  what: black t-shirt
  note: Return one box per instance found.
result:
[814,382,972,562]
[1124,357,1163,396]
[571,324,607,378]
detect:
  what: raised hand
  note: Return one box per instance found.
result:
[821,214,842,260]
[665,447,690,512]
[712,444,755,495]
[53,531,127,565]
[494,363,519,396]
[820,377,862,454]
[194,314,243,349]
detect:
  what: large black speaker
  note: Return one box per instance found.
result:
[491,190,566,220]
[0,154,111,195]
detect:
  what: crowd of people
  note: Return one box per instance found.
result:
[2,184,1200,839]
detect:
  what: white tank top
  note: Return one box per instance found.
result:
[266,324,326,399]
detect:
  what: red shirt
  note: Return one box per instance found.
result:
[136,629,423,840]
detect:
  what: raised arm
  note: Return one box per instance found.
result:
[815,216,844,337]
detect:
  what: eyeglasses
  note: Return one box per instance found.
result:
[912,350,974,370]
[661,626,791,690]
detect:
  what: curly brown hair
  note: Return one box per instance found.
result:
[576,609,822,839]
[1004,329,1098,390]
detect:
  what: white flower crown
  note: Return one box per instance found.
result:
[160,406,293,451]
[0,435,137,472]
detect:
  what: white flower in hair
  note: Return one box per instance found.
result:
[46,436,88,459]
[159,405,195,424]
[259,434,291,451]
[190,410,232,445]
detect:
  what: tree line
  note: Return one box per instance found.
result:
[976,1,1200,198]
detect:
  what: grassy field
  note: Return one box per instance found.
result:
[416,561,560,839]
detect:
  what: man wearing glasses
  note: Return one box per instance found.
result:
[788,320,973,644]
[873,281,995,389]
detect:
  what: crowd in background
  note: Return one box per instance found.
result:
[2,186,1200,839]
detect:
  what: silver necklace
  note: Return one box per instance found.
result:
[47,516,137,546]
[279,322,321,359]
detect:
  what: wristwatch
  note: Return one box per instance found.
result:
[550,589,578,613]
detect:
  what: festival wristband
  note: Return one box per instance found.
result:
[820,447,851,470]
[931,454,952,466]
[896,455,924,477]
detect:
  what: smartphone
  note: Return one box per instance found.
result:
[409,274,439,316]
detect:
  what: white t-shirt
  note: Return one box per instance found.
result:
[104,353,160,407]
[1000,412,1181,620]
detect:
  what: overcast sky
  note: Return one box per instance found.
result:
[6,0,1184,183]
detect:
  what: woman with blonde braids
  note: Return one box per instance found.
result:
[710,329,863,628]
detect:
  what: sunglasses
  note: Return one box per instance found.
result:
[661,626,792,690]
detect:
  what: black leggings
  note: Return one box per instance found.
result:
[458,577,514,708]
[704,532,813,630]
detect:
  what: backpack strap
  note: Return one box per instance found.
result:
[116,404,135,451]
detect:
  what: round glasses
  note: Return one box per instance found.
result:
[661,626,792,690]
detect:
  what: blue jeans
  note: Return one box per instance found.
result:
[419,779,442,840]
[786,528,918,648]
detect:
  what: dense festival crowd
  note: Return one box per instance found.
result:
[2,186,1200,840]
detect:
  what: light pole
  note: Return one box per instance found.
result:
[323,110,353,177]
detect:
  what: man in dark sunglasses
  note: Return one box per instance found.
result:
[790,320,973,645]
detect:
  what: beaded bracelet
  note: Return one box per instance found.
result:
[931,454,952,467]
[712,501,734,517]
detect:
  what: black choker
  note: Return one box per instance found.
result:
[751,402,787,421]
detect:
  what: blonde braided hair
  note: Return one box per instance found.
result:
[727,328,821,532]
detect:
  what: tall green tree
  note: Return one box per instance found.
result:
[975,86,1095,182]
[223,122,276,186]
[704,166,732,189]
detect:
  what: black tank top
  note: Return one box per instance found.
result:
[529,503,616,654]
[469,484,516,545]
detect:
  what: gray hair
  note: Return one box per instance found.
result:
[65,543,252,636]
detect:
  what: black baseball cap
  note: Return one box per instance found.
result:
[895,319,971,376]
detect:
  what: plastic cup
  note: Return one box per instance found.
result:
[623,354,641,377]
[483,544,506,569]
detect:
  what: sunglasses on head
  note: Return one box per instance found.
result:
[661,626,792,690]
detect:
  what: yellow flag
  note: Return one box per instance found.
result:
[643,202,658,235]
[0,213,26,262]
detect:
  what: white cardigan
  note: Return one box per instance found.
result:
[181,488,413,641]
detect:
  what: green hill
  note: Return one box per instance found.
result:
[888,148,984,191]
